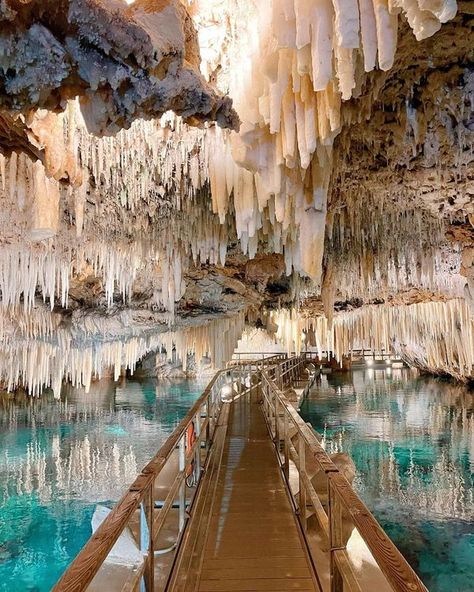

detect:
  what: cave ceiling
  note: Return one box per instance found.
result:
[0,0,472,390]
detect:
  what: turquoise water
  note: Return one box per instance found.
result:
[300,368,474,592]
[0,377,206,592]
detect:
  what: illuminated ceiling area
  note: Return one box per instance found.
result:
[0,0,472,391]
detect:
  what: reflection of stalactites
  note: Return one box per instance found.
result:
[317,372,473,520]
[1,429,146,504]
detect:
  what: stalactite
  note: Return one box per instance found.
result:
[0,0,464,401]
[271,298,474,379]
[1,0,458,290]
[0,311,245,397]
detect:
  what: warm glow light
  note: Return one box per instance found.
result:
[366,359,374,366]
[220,384,234,402]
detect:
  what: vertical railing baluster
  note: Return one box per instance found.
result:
[178,435,186,533]
[274,391,279,447]
[329,478,344,592]
[139,495,150,592]
[194,412,201,481]
[212,383,217,434]
[207,395,212,442]
[283,409,289,479]
[145,485,154,591]
[298,433,307,532]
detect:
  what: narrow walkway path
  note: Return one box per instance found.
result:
[169,391,320,592]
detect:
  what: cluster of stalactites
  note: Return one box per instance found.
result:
[271,298,474,379]
[321,200,465,306]
[189,0,459,282]
[0,311,245,397]
[73,111,249,268]
[0,241,187,314]
[157,311,246,371]
[0,0,460,309]
[0,116,237,314]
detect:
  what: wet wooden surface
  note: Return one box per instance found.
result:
[169,391,320,592]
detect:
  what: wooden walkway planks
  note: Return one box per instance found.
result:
[168,390,320,592]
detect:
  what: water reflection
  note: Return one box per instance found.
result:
[300,368,474,592]
[0,377,205,592]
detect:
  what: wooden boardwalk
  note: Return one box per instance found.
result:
[53,356,428,592]
[168,390,320,592]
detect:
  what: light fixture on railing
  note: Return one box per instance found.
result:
[386,358,392,365]
[366,359,373,366]
[220,383,234,402]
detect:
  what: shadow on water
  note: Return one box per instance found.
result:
[300,368,474,592]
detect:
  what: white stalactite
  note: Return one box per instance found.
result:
[0,311,245,397]
[271,299,474,379]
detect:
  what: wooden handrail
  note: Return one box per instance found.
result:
[227,353,287,367]
[328,472,426,592]
[53,365,240,592]
[259,362,428,592]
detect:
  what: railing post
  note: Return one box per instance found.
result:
[178,435,186,532]
[329,478,344,592]
[194,414,201,481]
[283,409,289,479]
[274,390,279,446]
[145,486,155,591]
[140,484,154,592]
[298,433,307,532]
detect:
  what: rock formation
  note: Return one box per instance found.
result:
[0,0,472,393]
